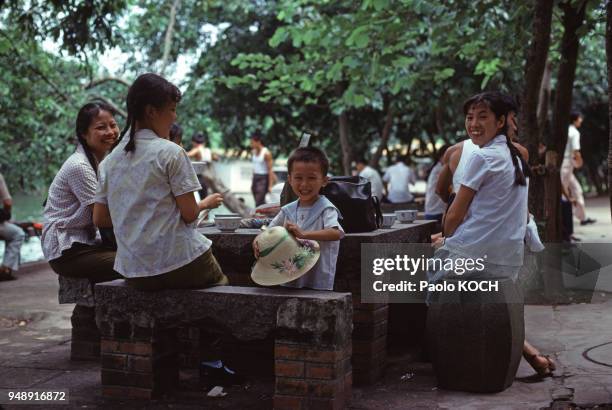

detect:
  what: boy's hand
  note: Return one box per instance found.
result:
[432,235,445,249]
[200,193,223,209]
[253,241,260,258]
[285,222,305,239]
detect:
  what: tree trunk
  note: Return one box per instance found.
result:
[537,60,553,136]
[160,0,181,75]
[607,0,612,221]
[338,111,352,175]
[519,0,554,222]
[200,165,251,217]
[547,0,586,242]
[370,106,393,168]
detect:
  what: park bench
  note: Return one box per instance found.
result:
[94,280,353,409]
[58,276,100,361]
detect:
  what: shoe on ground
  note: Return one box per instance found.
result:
[200,360,246,387]
[0,267,15,281]
[580,218,596,226]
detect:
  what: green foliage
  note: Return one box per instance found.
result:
[0,0,608,189]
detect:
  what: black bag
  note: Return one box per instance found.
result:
[0,208,11,223]
[321,176,382,233]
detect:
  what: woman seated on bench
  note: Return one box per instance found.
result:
[93,73,228,291]
[42,103,123,283]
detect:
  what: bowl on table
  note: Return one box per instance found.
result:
[214,214,242,232]
[381,213,396,228]
[395,209,418,223]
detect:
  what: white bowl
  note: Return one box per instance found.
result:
[214,215,242,231]
[381,213,396,228]
[395,209,418,223]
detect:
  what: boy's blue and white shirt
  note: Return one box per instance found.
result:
[268,195,344,290]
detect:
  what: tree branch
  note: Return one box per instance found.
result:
[90,95,127,118]
[84,76,130,90]
[160,0,181,75]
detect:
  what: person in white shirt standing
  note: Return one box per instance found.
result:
[355,158,384,201]
[382,156,417,203]
[561,111,595,226]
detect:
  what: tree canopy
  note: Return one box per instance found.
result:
[0,0,608,192]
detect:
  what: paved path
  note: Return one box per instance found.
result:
[0,197,611,409]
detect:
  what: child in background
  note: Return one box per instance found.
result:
[264,147,343,290]
[168,123,184,146]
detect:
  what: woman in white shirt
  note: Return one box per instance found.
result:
[432,92,528,282]
[42,103,122,282]
[93,73,228,290]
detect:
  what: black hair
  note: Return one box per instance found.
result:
[463,91,528,186]
[75,102,117,175]
[355,157,368,165]
[169,123,183,145]
[114,73,181,153]
[251,130,264,144]
[192,132,207,144]
[288,146,329,175]
[570,110,583,122]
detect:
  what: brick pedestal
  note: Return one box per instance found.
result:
[351,302,388,385]
[70,305,100,361]
[274,342,352,410]
[99,322,179,399]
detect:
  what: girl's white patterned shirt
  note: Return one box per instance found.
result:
[95,129,211,277]
[42,144,99,261]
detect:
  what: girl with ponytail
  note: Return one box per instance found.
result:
[42,103,122,282]
[93,73,228,290]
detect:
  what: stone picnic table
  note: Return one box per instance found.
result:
[199,219,436,384]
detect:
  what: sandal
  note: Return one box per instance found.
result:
[0,266,15,281]
[524,353,555,377]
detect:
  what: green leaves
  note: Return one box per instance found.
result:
[346,26,370,48]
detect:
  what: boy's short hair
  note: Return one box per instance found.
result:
[288,147,329,175]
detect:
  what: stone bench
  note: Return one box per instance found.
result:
[95,280,353,409]
[58,276,100,360]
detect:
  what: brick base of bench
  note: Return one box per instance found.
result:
[95,282,353,408]
[274,341,352,410]
[71,305,100,361]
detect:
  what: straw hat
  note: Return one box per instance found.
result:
[251,226,320,286]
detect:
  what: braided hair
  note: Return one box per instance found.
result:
[113,73,181,154]
[75,102,117,175]
[463,92,529,186]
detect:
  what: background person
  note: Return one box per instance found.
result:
[187,132,216,198]
[355,157,384,200]
[382,155,417,203]
[0,172,25,281]
[250,131,276,206]
[41,102,122,283]
[424,145,450,224]
[561,111,595,226]
[168,123,184,147]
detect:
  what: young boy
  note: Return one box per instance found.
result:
[265,147,343,290]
